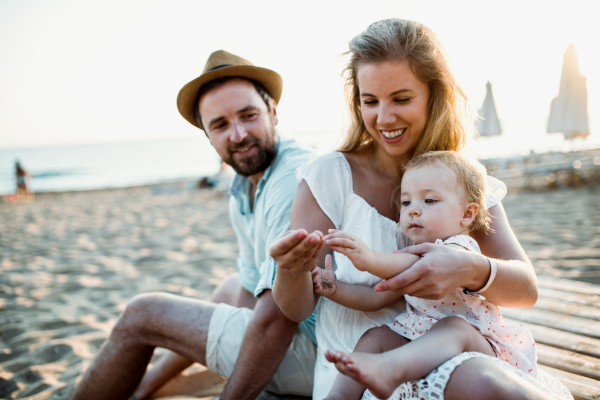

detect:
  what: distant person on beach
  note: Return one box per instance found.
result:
[198,160,234,195]
[73,51,317,400]
[15,161,33,201]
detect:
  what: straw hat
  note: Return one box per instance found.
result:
[177,50,283,129]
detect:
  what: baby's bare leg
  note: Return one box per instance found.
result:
[323,326,408,400]
[332,317,495,399]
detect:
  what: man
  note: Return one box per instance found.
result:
[73,50,318,400]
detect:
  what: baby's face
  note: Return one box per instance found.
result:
[399,165,471,244]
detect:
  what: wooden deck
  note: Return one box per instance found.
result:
[500,276,600,399]
[153,275,600,400]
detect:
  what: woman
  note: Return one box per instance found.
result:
[270,19,570,400]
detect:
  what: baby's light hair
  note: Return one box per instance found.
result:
[402,151,491,232]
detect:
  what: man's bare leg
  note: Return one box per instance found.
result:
[133,274,255,399]
[323,326,409,400]
[327,317,495,399]
[445,357,555,400]
[72,292,216,400]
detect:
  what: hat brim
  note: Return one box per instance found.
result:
[177,65,283,129]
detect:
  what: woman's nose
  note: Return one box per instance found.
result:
[377,103,397,127]
[230,121,248,143]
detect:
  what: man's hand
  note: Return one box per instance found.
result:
[311,255,337,298]
[269,229,325,275]
[325,229,374,272]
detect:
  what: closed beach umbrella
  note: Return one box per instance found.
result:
[547,44,589,140]
[477,81,502,137]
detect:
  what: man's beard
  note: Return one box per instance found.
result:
[224,134,277,177]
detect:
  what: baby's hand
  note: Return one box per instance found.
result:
[312,254,337,298]
[325,229,373,272]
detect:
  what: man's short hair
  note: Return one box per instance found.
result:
[194,77,273,131]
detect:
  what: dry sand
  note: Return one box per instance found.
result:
[1,184,599,399]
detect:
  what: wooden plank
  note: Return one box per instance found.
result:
[536,343,600,380]
[539,365,600,400]
[539,287,600,308]
[500,307,600,339]
[538,276,600,296]
[533,297,600,321]
[504,318,600,358]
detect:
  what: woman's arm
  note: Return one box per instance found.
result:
[270,180,336,322]
[312,255,404,312]
[376,202,538,308]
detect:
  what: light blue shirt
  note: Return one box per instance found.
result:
[228,134,317,345]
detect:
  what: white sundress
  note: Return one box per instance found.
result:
[296,152,572,400]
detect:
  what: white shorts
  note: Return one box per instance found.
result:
[206,303,316,396]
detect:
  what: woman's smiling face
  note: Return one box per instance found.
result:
[357,61,430,158]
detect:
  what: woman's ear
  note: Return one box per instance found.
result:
[462,203,479,227]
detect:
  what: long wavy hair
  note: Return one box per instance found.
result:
[338,19,477,157]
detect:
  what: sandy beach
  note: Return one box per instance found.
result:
[1,184,599,399]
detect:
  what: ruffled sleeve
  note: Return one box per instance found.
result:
[295,152,352,229]
[436,234,481,253]
[485,176,507,209]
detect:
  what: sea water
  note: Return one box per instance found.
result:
[0,137,222,195]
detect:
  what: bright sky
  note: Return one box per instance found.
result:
[0,0,598,156]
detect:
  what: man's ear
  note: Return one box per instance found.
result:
[271,100,278,126]
[462,203,479,227]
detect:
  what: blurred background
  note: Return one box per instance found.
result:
[1,0,598,193]
[2,2,600,399]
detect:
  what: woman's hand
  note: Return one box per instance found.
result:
[269,229,325,275]
[375,243,488,299]
[311,255,337,298]
[325,229,374,272]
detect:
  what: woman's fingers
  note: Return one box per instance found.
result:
[375,263,423,293]
[269,229,308,258]
[270,230,324,269]
[397,243,432,256]
[305,233,325,262]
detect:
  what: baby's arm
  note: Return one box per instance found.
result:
[325,230,420,279]
[312,255,404,312]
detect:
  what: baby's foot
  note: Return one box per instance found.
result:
[325,350,401,399]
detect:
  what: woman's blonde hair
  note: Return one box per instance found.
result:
[338,19,477,156]
[403,151,491,233]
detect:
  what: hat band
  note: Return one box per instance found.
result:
[207,64,233,72]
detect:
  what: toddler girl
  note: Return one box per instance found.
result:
[312,151,537,400]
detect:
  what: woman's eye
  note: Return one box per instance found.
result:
[395,98,410,104]
[362,100,378,105]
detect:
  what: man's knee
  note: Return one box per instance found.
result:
[113,292,173,340]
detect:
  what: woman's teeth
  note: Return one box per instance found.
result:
[381,128,406,139]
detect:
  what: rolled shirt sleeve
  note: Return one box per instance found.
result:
[254,172,298,298]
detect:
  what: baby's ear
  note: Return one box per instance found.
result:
[462,203,479,227]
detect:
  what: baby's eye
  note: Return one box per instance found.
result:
[401,200,410,207]
[425,199,437,204]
